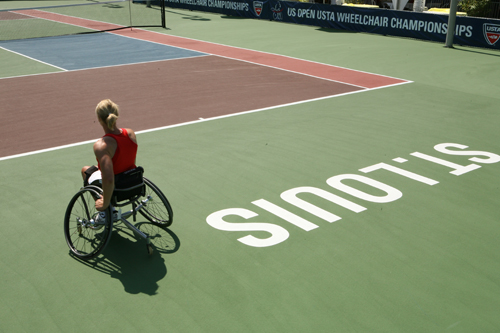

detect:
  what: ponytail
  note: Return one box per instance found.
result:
[106,113,118,129]
[95,99,119,130]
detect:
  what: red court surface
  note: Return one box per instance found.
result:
[0,56,366,158]
[1,9,410,160]
[15,9,410,89]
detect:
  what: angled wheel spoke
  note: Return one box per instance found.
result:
[139,178,173,227]
[64,188,113,260]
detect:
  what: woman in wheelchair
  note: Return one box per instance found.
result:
[81,99,138,213]
[65,99,172,259]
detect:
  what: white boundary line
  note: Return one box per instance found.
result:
[0,45,67,71]
[1,30,412,88]
[10,8,121,31]
[112,32,375,89]
[0,83,411,163]
[138,28,412,83]
[0,10,413,162]
[1,0,127,12]
[1,10,411,86]
[0,139,97,162]
[0,53,210,80]
[1,7,400,86]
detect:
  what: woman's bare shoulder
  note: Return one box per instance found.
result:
[124,128,137,143]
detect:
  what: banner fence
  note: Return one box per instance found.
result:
[164,0,500,49]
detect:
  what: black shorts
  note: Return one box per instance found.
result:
[83,165,102,187]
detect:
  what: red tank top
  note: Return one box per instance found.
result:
[98,128,137,175]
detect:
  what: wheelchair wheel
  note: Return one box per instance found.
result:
[64,187,113,260]
[140,177,173,227]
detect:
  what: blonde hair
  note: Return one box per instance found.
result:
[95,99,119,130]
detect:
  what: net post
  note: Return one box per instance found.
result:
[128,0,133,28]
[161,0,166,28]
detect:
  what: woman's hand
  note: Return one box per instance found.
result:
[95,195,107,211]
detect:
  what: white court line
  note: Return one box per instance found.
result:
[10,8,123,32]
[1,10,412,87]
[0,54,210,81]
[110,32,373,89]
[12,8,405,84]
[0,83,410,163]
[0,46,67,71]
[138,28,413,84]
[0,11,413,162]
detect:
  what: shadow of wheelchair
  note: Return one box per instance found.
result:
[70,222,180,295]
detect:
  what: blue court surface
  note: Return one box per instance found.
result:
[0,32,207,70]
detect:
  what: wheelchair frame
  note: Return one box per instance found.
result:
[64,170,173,260]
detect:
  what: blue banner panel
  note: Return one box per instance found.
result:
[164,0,272,19]
[271,1,500,49]
[163,0,500,49]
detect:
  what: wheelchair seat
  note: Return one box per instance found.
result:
[65,165,173,260]
[112,166,145,205]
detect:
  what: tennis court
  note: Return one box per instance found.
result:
[1,1,499,332]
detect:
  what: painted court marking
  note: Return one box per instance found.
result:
[0,9,412,162]
[0,91,362,162]
[9,9,411,88]
[0,33,208,71]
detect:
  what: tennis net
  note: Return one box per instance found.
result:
[0,0,166,41]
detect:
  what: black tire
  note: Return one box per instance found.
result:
[64,187,113,260]
[137,222,180,254]
[139,178,173,227]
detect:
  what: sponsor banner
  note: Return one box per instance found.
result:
[269,1,499,49]
[483,23,500,45]
[163,0,500,49]
[163,0,271,19]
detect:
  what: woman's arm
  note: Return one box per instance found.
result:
[94,138,116,211]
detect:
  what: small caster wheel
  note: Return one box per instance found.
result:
[147,244,153,255]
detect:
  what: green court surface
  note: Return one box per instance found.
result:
[1,6,500,333]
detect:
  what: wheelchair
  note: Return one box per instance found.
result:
[64,167,173,260]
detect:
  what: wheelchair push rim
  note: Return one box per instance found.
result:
[139,177,173,227]
[64,187,113,260]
